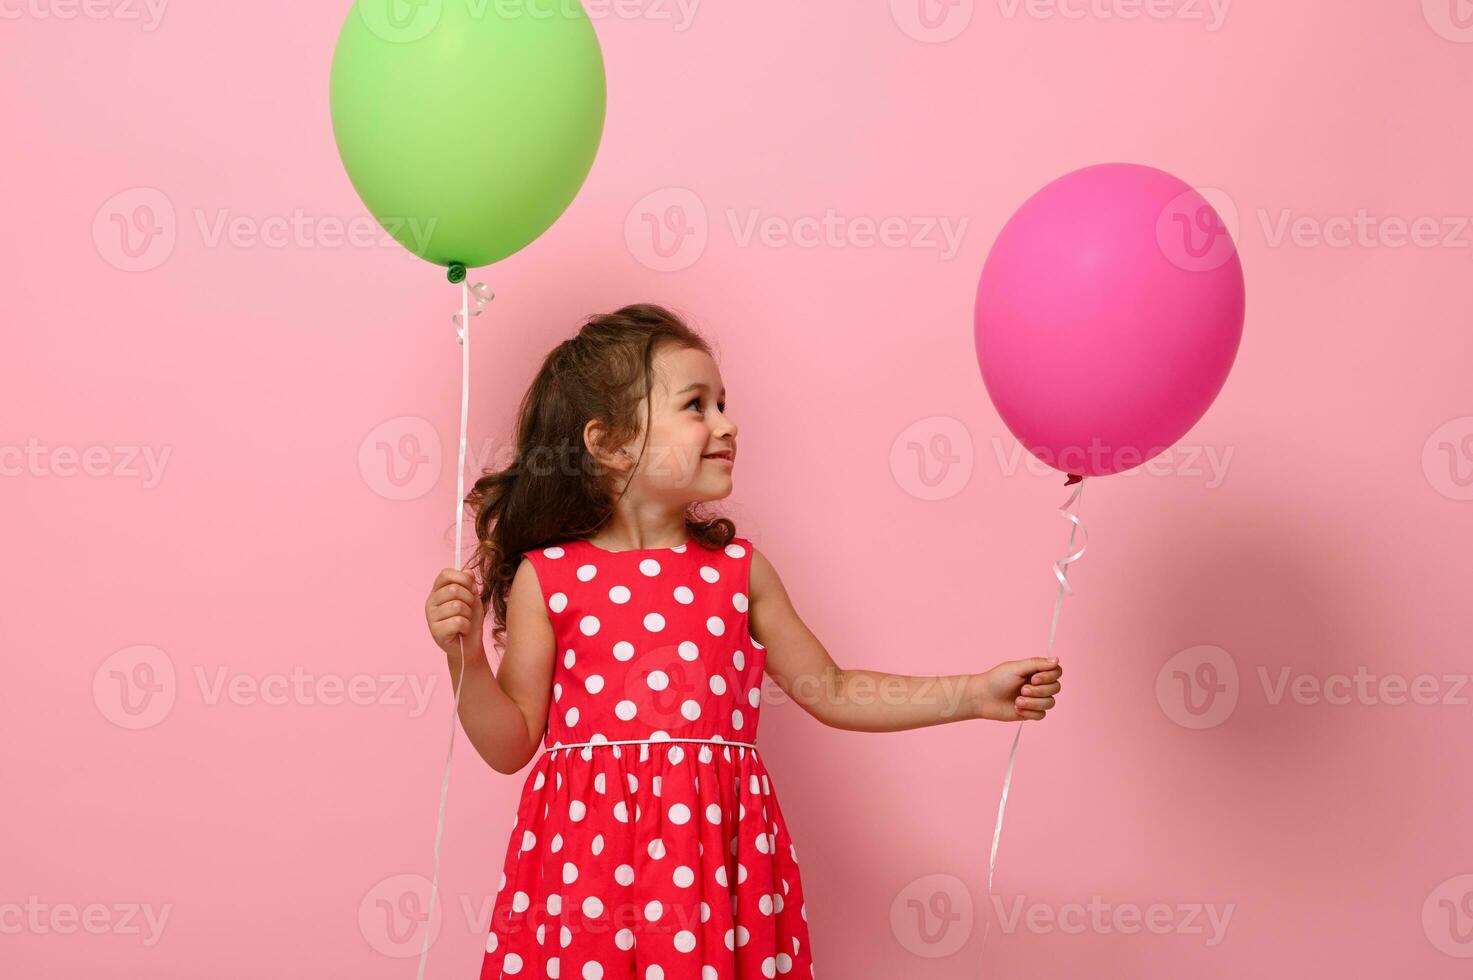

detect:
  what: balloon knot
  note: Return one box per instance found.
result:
[1064,473,1083,485]
[447,263,467,284]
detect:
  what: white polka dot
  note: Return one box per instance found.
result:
[570,800,587,821]
[667,745,684,764]
[549,593,568,613]
[674,930,696,953]
[725,543,747,558]
[644,900,663,922]
[756,832,770,854]
[615,928,634,950]
[715,866,728,887]
[615,700,637,721]
[585,674,605,694]
[580,615,600,636]
[668,803,691,824]
[609,585,631,604]
[706,616,725,636]
[776,953,793,973]
[615,864,635,885]
[732,709,744,730]
[647,670,669,691]
[504,952,524,974]
[748,687,761,707]
[759,893,774,914]
[520,830,536,851]
[574,565,595,583]
[673,586,694,604]
[563,862,578,884]
[644,612,665,632]
[733,592,749,613]
[650,730,670,741]
[613,641,635,661]
[678,641,699,661]
[722,927,734,950]
[705,803,722,824]
[709,675,727,695]
[646,966,664,980]
[513,890,530,912]
[735,924,750,946]
[547,955,560,978]
[648,838,666,860]
[486,931,498,952]
[699,565,719,583]
[563,649,576,668]
[733,650,746,670]
[582,963,603,980]
[614,801,630,822]
[592,833,605,855]
[544,546,565,559]
[582,896,603,917]
[673,865,695,887]
[565,706,579,727]
[560,925,572,946]
[681,699,701,720]
[551,832,563,851]
[639,558,662,577]
[553,683,562,702]
[762,956,777,977]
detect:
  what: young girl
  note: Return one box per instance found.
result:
[424,303,1064,980]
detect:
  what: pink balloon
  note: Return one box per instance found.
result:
[974,162,1245,478]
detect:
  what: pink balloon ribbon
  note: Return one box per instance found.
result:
[980,474,1088,960]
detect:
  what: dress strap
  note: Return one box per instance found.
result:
[546,737,759,752]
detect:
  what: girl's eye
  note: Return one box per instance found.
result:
[686,397,727,413]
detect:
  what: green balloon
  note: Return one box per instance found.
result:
[329,0,606,269]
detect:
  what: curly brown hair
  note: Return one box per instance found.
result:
[464,302,736,657]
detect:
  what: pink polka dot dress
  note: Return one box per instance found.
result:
[480,535,815,980]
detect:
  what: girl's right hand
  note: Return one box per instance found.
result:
[425,568,487,664]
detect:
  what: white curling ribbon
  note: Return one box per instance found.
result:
[417,278,493,980]
[980,475,1087,962]
[451,280,494,344]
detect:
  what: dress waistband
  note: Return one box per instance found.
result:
[546,736,759,753]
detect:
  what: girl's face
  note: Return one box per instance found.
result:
[614,345,738,502]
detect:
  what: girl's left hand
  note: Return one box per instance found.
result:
[968,657,1064,722]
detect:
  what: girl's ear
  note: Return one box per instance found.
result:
[584,419,633,473]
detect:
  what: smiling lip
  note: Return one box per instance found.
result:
[703,451,735,464]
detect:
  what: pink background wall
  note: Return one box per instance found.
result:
[6,1,1473,977]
